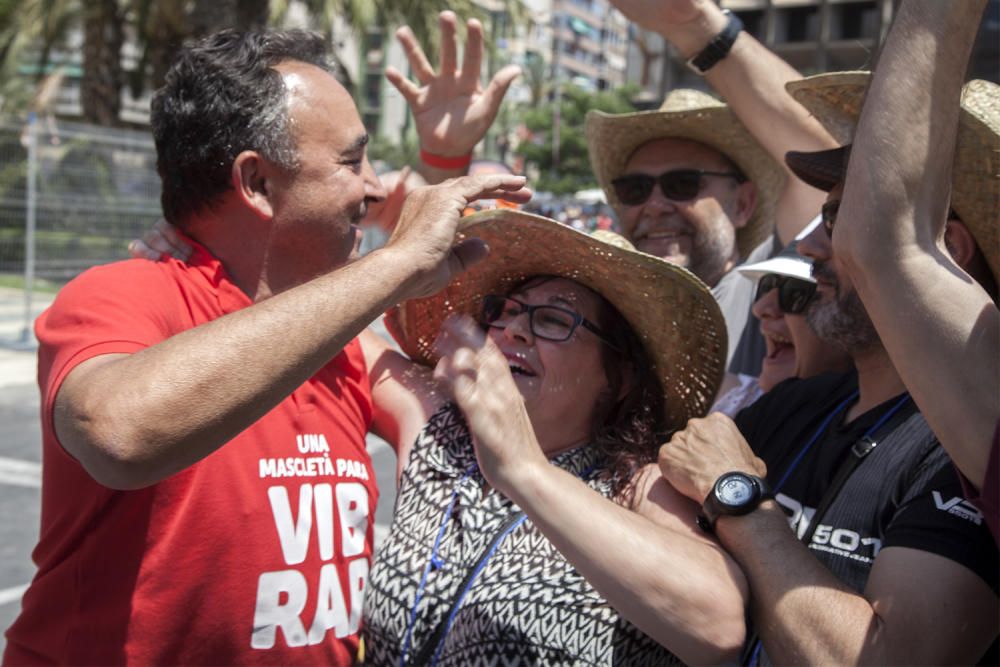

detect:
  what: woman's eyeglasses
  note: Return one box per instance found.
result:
[755,274,817,315]
[481,295,616,347]
[611,169,746,206]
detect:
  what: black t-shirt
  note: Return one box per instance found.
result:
[735,371,998,595]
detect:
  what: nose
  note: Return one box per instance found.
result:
[363,157,387,203]
[797,221,831,264]
[752,285,782,320]
[502,309,534,344]
[642,181,680,212]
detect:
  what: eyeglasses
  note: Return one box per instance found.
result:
[481,294,616,346]
[755,273,817,315]
[820,200,840,238]
[611,169,746,206]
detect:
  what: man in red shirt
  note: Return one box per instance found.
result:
[3,29,528,666]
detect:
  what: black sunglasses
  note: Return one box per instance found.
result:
[611,169,746,206]
[823,199,960,238]
[481,294,617,348]
[755,273,817,315]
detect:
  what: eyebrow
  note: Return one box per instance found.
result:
[343,134,369,155]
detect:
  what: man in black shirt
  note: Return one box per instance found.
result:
[658,2,998,664]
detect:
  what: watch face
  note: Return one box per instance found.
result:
[718,476,755,506]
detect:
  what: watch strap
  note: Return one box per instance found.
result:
[697,472,771,533]
[686,10,744,75]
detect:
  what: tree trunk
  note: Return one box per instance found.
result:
[80,0,124,126]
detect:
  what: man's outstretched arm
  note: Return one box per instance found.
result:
[833,0,997,489]
[54,175,529,490]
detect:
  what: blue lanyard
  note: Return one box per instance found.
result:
[748,390,912,666]
[399,461,596,667]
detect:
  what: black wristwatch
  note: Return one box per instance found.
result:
[697,471,773,533]
[686,9,744,75]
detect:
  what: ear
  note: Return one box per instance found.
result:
[231,151,275,220]
[729,180,758,230]
[943,219,978,270]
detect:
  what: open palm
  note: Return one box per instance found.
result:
[387,11,520,157]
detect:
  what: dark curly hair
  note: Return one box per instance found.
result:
[150,30,340,228]
[510,277,669,500]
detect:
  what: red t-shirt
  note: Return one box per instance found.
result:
[3,246,375,666]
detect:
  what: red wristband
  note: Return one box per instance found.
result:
[420,148,473,170]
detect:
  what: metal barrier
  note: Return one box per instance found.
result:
[0,115,161,340]
[0,115,160,277]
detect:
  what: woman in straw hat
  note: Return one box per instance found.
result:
[361,210,748,665]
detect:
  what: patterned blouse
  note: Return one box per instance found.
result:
[362,404,683,666]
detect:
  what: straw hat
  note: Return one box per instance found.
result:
[784,72,1000,282]
[388,210,727,431]
[585,88,786,260]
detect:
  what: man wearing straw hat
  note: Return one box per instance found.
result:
[589,0,838,377]
[659,2,998,664]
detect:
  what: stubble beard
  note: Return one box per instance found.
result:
[806,261,881,354]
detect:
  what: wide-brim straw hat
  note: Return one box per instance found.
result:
[784,72,1000,283]
[585,88,786,260]
[387,209,727,432]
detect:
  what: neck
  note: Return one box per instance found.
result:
[847,345,906,422]
[186,208,272,302]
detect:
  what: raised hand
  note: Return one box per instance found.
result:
[386,11,521,159]
[384,173,531,299]
[127,219,192,262]
[607,0,732,57]
[433,314,546,491]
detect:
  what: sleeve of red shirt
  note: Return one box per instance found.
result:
[35,260,182,444]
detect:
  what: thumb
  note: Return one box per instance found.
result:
[447,238,489,276]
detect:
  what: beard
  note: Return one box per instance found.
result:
[806,260,881,354]
[688,212,736,287]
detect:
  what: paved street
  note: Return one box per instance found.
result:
[0,285,399,656]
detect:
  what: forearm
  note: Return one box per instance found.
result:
[836,0,996,485]
[502,463,747,664]
[838,0,986,263]
[716,504,891,665]
[56,247,417,489]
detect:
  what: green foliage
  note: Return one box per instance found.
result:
[515,82,639,194]
[367,130,420,171]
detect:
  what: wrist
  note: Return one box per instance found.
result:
[663,3,731,58]
[419,147,473,170]
[714,499,788,549]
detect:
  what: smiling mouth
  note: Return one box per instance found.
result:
[508,363,537,377]
[764,333,795,361]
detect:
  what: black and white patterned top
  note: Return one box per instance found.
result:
[362,404,683,666]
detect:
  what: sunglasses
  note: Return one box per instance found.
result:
[755,273,817,315]
[481,294,617,348]
[611,169,746,206]
[822,199,960,238]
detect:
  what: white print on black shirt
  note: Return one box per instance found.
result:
[932,491,984,525]
[776,492,882,564]
[251,481,370,650]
